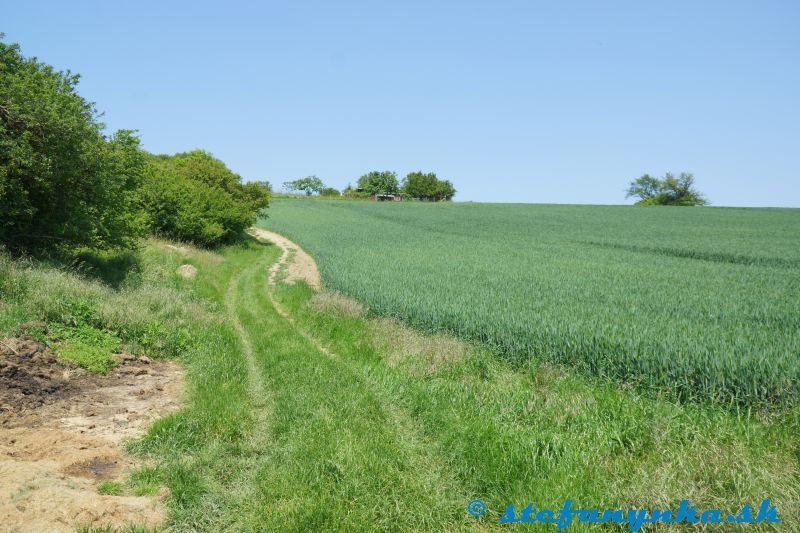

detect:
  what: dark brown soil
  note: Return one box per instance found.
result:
[0,332,184,532]
[64,456,121,480]
[0,336,78,414]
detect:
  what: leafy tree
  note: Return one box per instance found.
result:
[0,38,146,251]
[283,176,324,196]
[626,172,708,206]
[403,171,438,199]
[320,187,340,197]
[357,171,399,195]
[434,179,456,201]
[139,151,270,245]
[402,171,456,200]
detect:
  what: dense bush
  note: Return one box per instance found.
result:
[139,151,270,246]
[1,38,271,253]
[0,39,146,252]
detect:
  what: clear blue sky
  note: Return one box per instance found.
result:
[4,1,799,206]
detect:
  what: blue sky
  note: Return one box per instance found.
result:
[4,1,799,206]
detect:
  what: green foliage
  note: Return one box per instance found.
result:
[242,180,272,208]
[34,296,121,373]
[0,39,147,252]
[357,170,399,195]
[320,187,340,197]
[261,200,800,408]
[139,151,270,246]
[402,171,456,201]
[283,175,324,196]
[48,322,120,374]
[627,172,708,205]
[0,37,269,253]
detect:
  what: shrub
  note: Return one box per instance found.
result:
[320,187,341,197]
[139,151,270,246]
[0,39,146,252]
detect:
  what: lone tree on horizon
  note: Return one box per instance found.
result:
[626,172,708,206]
[283,176,324,196]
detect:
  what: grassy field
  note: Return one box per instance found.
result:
[2,235,798,530]
[259,200,800,408]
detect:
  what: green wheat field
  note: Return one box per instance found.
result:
[260,200,800,409]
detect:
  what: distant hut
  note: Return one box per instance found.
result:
[371,193,404,202]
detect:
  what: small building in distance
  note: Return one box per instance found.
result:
[371,193,404,201]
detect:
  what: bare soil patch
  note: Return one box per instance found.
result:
[249,228,321,289]
[1,336,183,532]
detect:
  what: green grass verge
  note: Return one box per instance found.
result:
[269,280,800,529]
[3,237,798,530]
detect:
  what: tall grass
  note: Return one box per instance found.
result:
[259,200,800,408]
[0,240,209,359]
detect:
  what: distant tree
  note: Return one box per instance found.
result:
[626,174,662,201]
[402,171,456,201]
[403,171,438,199]
[626,172,708,206]
[320,187,341,197]
[357,171,399,195]
[283,175,324,196]
[434,179,456,201]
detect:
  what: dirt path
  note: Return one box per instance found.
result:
[249,228,321,290]
[249,228,332,359]
[0,338,183,532]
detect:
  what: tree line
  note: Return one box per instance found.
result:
[283,170,456,201]
[0,38,271,254]
[1,34,708,260]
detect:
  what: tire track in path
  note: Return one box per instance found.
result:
[223,260,273,497]
[248,227,469,521]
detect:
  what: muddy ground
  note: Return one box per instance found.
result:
[0,335,183,532]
